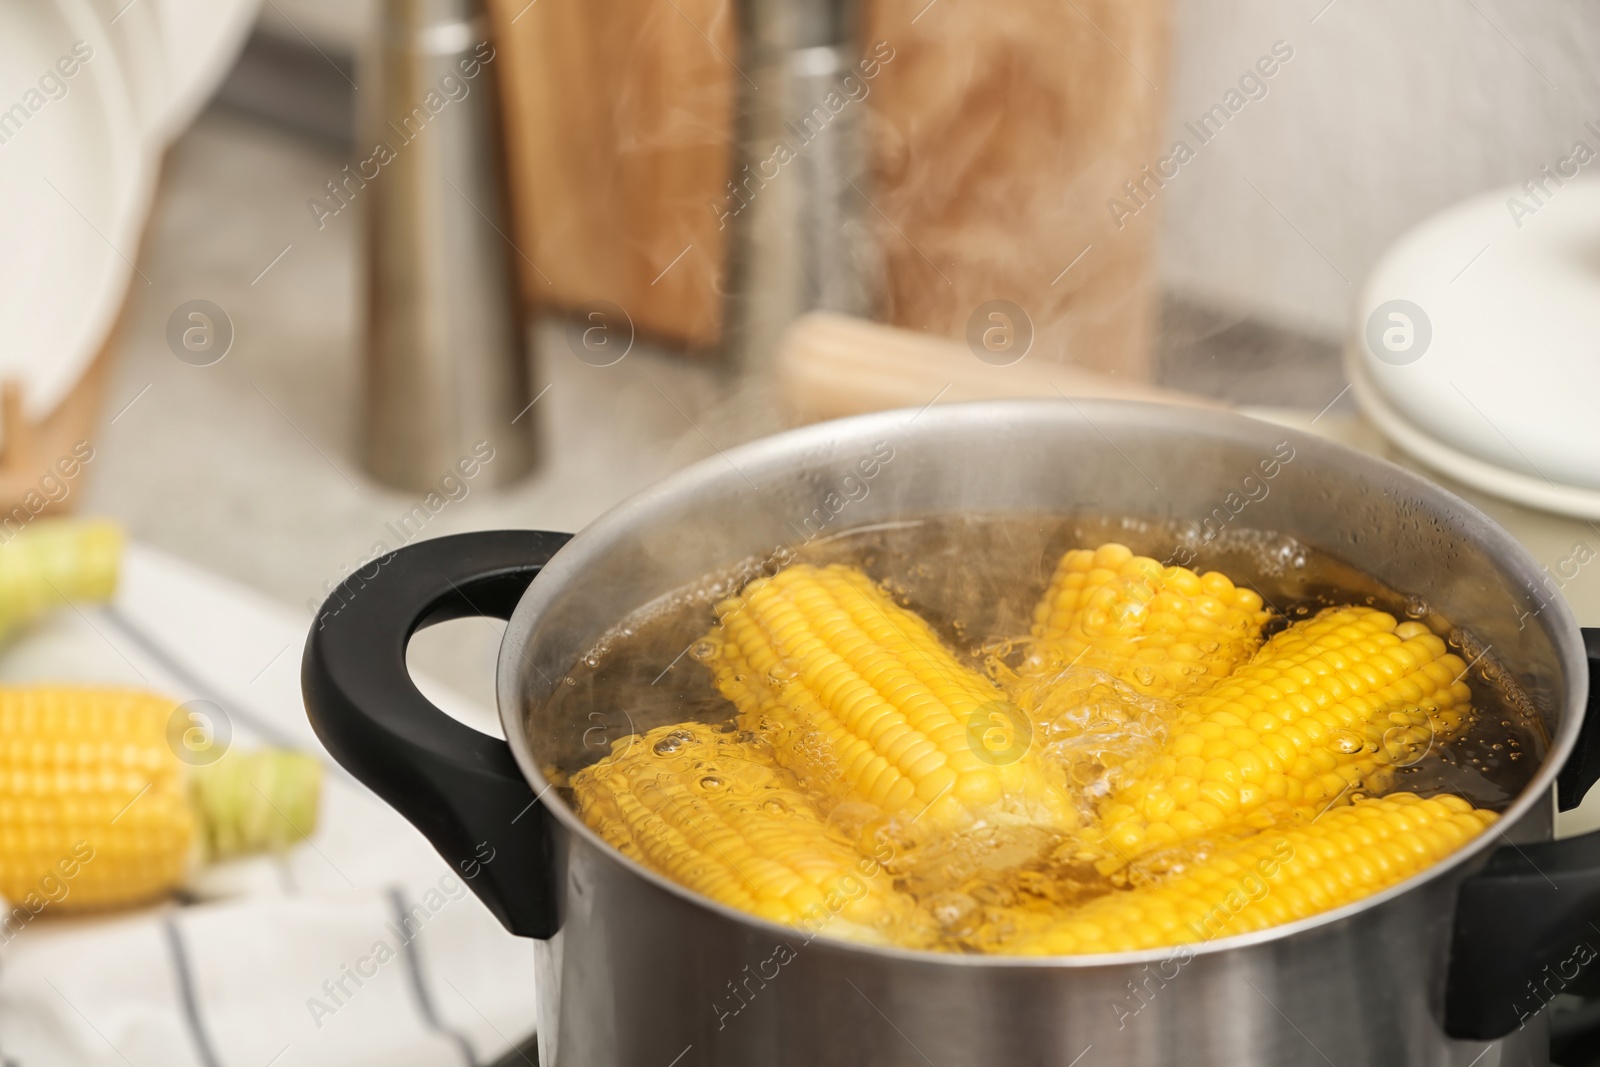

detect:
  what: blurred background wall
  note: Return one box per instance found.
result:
[1158,0,1600,338]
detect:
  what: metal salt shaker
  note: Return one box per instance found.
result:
[360,0,534,491]
[722,0,879,371]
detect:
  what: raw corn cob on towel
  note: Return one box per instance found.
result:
[0,685,322,911]
[0,518,122,645]
[571,546,1500,955]
[0,542,540,1067]
[0,522,325,910]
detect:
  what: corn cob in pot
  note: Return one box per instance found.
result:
[572,721,924,945]
[701,564,1075,835]
[1024,543,1272,701]
[997,793,1495,954]
[1093,607,1472,862]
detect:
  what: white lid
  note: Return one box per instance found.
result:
[1349,177,1600,513]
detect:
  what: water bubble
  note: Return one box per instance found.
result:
[928,891,979,927]
[653,731,693,756]
[1404,596,1429,619]
[690,640,718,662]
[1331,731,1364,755]
[699,776,725,790]
[762,798,789,816]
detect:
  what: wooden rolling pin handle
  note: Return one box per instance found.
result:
[774,312,1211,424]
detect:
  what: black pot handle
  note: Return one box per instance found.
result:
[1444,626,1600,1041]
[302,529,572,938]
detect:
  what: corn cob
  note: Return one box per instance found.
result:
[1025,543,1271,701]
[1094,608,1472,860]
[572,721,922,944]
[0,687,322,912]
[701,564,1075,834]
[998,793,1496,955]
[0,519,122,645]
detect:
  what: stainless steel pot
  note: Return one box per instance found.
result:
[303,401,1600,1067]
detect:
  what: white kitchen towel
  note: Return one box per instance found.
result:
[0,883,535,1067]
[0,544,539,1067]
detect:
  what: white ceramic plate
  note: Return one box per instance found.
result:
[1347,344,1600,520]
[149,0,260,143]
[0,0,154,418]
[83,0,170,144]
[1349,179,1600,497]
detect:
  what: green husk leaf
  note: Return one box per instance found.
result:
[190,749,323,862]
[0,518,122,643]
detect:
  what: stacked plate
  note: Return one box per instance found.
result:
[0,0,258,419]
[1347,178,1600,518]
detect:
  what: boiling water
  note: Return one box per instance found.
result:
[544,514,1546,950]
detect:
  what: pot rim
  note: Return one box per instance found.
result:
[497,399,1587,968]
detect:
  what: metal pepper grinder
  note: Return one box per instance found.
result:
[722,0,879,371]
[360,0,534,491]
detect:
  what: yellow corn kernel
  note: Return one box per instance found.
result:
[1095,607,1473,861]
[1001,793,1496,954]
[1024,543,1271,701]
[571,722,920,944]
[703,564,1074,834]
[0,687,192,910]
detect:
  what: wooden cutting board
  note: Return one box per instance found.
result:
[486,0,737,352]
[486,0,1167,377]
